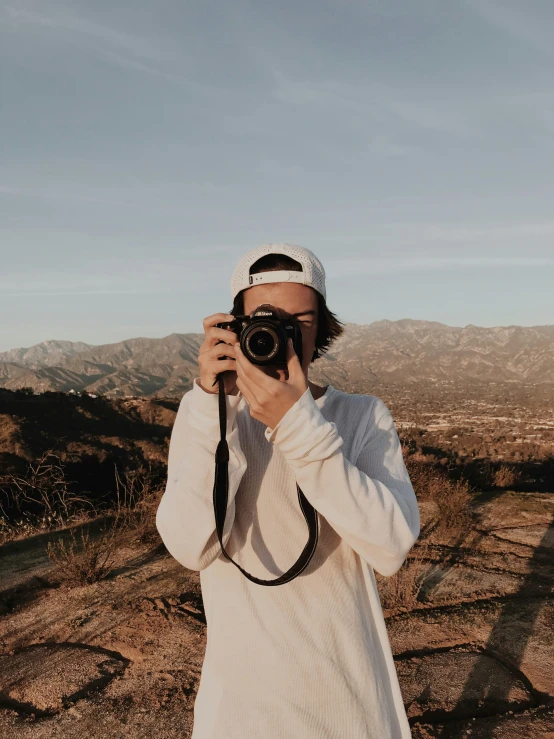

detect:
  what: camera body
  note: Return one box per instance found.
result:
[215,303,304,368]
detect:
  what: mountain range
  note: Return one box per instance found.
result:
[1,320,553,398]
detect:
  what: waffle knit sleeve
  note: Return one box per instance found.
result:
[156,377,247,571]
[264,389,420,577]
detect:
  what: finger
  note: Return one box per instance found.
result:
[204,343,237,361]
[202,312,236,332]
[201,327,239,354]
[209,359,237,378]
[285,338,307,391]
[234,343,274,391]
[286,338,301,374]
[236,375,257,408]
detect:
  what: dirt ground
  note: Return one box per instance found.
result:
[1,489,553,738]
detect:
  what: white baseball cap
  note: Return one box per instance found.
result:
[230,243,327,302]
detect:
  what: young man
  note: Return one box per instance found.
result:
[156,243,420,738]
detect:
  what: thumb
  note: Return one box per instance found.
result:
[286,338,304,382]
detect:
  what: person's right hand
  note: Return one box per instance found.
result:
[198,313,240,395]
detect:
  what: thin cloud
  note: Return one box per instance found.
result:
[464,0,554,58]
[1,289,170,297]
[326,256,554,278]
[2,4,242,96]
[3,4,195,84]
[5,5,174,64]
[271,77,476,138]
[421,222,554,242]
[0,249,239,297]
[0,184,138,208]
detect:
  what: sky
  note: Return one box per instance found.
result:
[1,0,553,352]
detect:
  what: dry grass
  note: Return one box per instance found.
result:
[43,463,164,586]
[0,451,164,585]
[45,517,123,586]
[112,463,163,546]
[2,457,166,587]
[493,463,523,489]
[0,449,97,544]
[376,539,432,612]
[403,452,472,541]
[374,449,475,612]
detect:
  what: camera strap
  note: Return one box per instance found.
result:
[212,374,319,585]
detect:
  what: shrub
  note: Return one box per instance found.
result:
[0,449,96,544]
[404,456,472,539]
[44,464,164,586]
[45,518,122,586]
[375,539,432,612]
[112,463,164,546]
[493,463,522,489]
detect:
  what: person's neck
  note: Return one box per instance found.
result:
[308,380,328,400]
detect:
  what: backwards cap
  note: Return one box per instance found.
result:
[230,243,326,302]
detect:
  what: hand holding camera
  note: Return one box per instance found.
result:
[234,337,308,430]
[198,312,240,395]
[198,304,308,426]
[211,303,306,427]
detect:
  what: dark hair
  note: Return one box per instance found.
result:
[231,254,345,362]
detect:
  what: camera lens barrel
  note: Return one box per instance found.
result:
[244,324,279,362]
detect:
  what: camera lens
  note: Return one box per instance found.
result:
[245,327,278,360]
[249,330,275,356]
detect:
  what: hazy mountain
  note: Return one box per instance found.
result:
[0,339,94,368]
[310,320,554,390]
[0,320,553,398]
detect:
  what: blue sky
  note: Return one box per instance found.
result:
[1,0,553,352]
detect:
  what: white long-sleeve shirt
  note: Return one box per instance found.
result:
[156,377,420,739]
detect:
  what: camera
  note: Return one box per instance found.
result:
[215,303,304,367]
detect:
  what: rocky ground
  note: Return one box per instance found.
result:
[1,489,553,738]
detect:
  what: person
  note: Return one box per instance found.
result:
[156,243,421,738]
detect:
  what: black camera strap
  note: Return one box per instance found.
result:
[212,373,319,585]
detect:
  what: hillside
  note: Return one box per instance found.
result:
[1,320,553,398]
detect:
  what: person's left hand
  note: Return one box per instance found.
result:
[235,338,308,429]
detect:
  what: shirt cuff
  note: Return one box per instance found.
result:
[264,387,343,463]
[187,377,242,438]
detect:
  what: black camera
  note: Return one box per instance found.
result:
[215,303,303,367]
